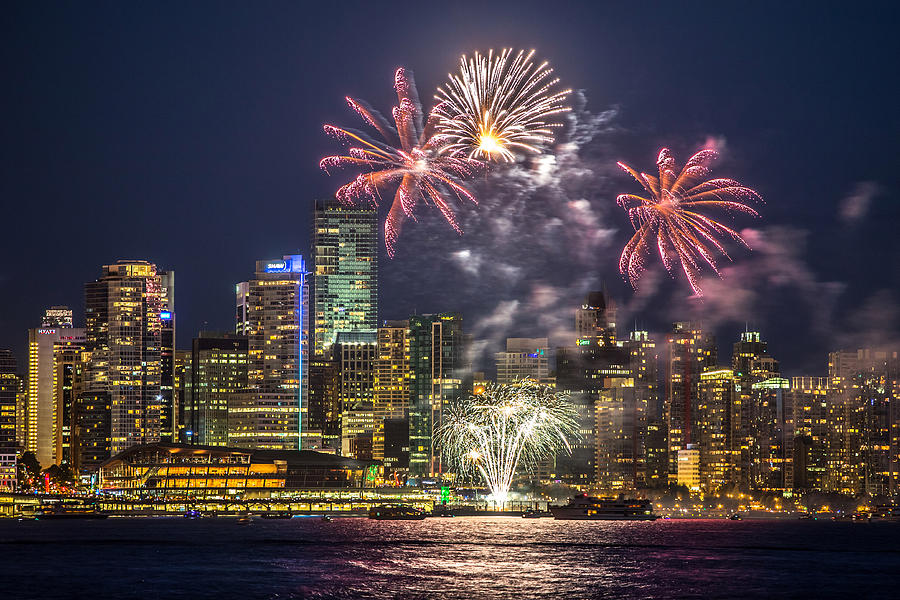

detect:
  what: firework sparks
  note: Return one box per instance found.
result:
[436,381,577,506]
[435,49,571,162]
[321,68,482,256]
[616,148,762,296]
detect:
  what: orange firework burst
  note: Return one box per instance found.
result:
[320,68,482,256]
[617,148,762,296]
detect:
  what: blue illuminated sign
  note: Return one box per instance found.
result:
[264,255,304,274]
[160,311,172,320]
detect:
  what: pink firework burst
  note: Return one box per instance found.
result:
[320,68,483,256]
[616,148,762,296]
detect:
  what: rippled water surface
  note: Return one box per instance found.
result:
[2,517,898,599]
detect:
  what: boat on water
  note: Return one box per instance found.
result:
[550,494,659,521]
[260,513,293,519]
[522,508,549,518]
[368,504,427,520]
[33,505,109,520]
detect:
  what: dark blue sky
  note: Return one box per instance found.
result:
[2,1,898,374]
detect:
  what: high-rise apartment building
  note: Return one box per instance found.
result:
[335,331,378,459]
[312,200,378,356]
[788,376,831,492]
[730,331,779,487]
[76,261,174,468]
[625,330,665,487]
[696,367,735,493]
[556,294,631,486]
[408,313,467,478]
[374,321,410,472]
[749,376,792,492]
[0,349,18,491]
[826,349,899,495]
[52,340,87,467]
[183,333,248,446]
[0,350,19,450]
[495,338,551,385]
[232,256,309,450]
[663,321,717,482]
[26,308,85,466]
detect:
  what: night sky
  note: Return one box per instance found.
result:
[2,1,898,375]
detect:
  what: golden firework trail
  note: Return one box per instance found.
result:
[617,148,762,296]
[435,49,571,162]
[436,381,577,506]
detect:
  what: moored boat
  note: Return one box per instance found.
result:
[368,504,427,520]
[550,494,659,521]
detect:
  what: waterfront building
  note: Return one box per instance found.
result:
[308,353,339,452]
[75,261,174,472]
[373,321,410,472]
[826,349,899,495]
[696,368,735,494]
[663,322,717,483]
[0,350,18,492]
[0,350,20,450]
[183,333,248,446]
[334,331,378,460]
[788,376,831,492]
[26,308,85,466]
[408,313,467,478]
[749,377,792,493]
[595,376,647,491]
[556,294,630,486]
[625,330,665,488]
[173,350,190,442]
[730,331,780,488]
[52,339,87,467]
[99,442,378,498]
[232,256,310,450]
[495,338,551,385]
[311,200,378,356]
[676,445,701,493]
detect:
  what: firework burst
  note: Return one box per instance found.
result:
[616,148,762,296]
[436,381,578,506]
[321,68,482,256]
[435,49,571,162]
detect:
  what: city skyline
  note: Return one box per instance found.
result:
[1,2,898,377]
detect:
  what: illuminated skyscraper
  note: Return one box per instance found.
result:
[76,261,174,469]
[335,331,378,459]
[0,349,19,450]
[0,349,18,492]
[731,331,779,487]
[696,367,735,493]
[374,321,410,472]
[625,330,664,488]
[826,349,899,495]
[575,291,617,344]
[408,313,467,478]
[183,333,248,446]
[663,321,717,482]
[749,376,792,492]
[231,256,309,450]
[495,338,551,385]
[312,200,377,356]
[557,294,630,486]
[788,376,831,492]
[26,307,85,466]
